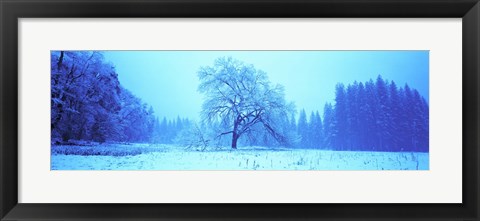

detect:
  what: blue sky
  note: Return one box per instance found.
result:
[103,51,429,121]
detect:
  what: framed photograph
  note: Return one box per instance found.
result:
[1,0,479,220]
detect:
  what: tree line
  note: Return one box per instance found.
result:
[52,51,152,143]
[51,51,194,144]
[293,76,429,152]
[153,117,192,144]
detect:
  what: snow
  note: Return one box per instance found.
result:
[51,144,428,170]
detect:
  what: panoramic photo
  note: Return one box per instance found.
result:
[50,51,429,170]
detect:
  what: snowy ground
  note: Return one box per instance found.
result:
[51,144,429,170]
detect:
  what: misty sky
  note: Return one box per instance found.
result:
[103,51,429,121]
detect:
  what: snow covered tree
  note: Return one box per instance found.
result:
[307,111,316,148]
[334,83,348,150]
[400,84,414,150]
[51,51,158,144]
[364,79,378,150]
[355,82,368,150]
[308,111,323,149]
[297,109,308,148]
[388,81,401,151]
[323,103,335,148]
[320,76,428,152]
[412,90,429,152]
[198,57,295,149]
[174,123,210,150]
[345,82,358,150]
[375,75,390,151]
[289,114,297,133]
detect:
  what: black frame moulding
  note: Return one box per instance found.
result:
[1,0,479,220]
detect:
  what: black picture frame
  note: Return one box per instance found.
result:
[1,0,479,220]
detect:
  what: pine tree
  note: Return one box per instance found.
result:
[356,82,368,150]
[402,84,415,151]
[412,90,428,152]
[313,111,323,149]
[419,96,429,152]
[305,112,315,148]
[334,84,347,150]
[375,75,390,151]
[318,76,428,152]
[297,109,308,148]
[388,81,401,151]
[323,103,335,149]
[345,82,359,150]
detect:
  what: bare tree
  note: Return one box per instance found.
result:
[198,57,294,149]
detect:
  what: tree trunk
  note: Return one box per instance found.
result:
[231,118,239,149]
[57,51,64,71]
[52,51,65,133]
[231,132,238,149]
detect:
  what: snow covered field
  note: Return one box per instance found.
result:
[51,144,429,170]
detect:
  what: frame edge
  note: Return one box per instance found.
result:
[463,2,480,220]
[1,0,479,220]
